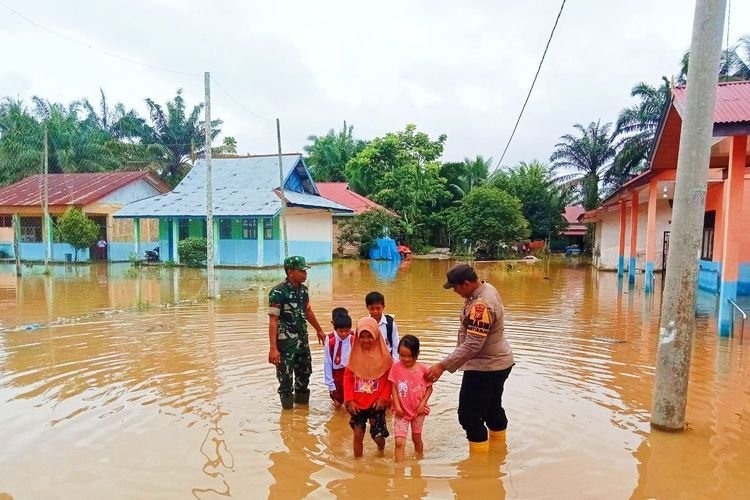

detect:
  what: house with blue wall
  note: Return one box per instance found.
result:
[0,172,167,262]
[113,154,352,267]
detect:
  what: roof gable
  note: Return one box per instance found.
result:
[0,172,167,207]
[114,154,351,218]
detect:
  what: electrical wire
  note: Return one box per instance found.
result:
[496,0,567,169]
[0,0,201,77]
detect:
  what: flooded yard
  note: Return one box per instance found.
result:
[1,259,749,499]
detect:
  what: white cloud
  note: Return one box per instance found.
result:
[0,0,746,166]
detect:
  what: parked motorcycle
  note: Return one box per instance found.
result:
[145,247,160,262]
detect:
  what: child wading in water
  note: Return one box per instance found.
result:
[389,334,433,462]
[324,308,353,407]
[344,317,393,457]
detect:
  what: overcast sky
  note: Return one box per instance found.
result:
[0,0,746,169]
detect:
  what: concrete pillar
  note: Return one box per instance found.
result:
[644,179,659,293]
[134,218,141,258]
[629,191,639,285]
[172,219,180,264]
[213,218,221,266]
[618,200,627,278]
[257,218,265,267]
[718,135,747,336]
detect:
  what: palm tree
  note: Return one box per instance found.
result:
[142,89,222,186]
[81,89,148,141]
[461,155,491,192]
[550,121,617,210]
[0,98,43,185]
[32,97,122,174]
[611,78,671,192]
[678,34,750,84]
[304,121,366,182]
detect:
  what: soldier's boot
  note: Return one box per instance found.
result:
[280,394,294,410]
[294,390,310,405]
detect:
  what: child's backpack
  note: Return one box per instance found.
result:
[328,332,353,363]
[385,314,394,350]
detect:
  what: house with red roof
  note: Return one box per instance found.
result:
[0,172,168,262]
[581,80,750,336]
[560,205,586,247]
[316,182,391,256]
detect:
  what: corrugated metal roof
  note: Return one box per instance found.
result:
[114,155,352,218]
[316,182,387,214]
[673,80,750,124]
[0,172,166,207]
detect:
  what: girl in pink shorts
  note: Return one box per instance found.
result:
[388,334,433,462]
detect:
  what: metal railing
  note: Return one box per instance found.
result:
[728,298,746,344]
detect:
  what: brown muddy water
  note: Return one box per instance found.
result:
[0,259,749,499]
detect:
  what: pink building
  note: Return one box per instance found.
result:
[582,80,750,336]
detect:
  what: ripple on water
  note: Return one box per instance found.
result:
[0,260,749,498]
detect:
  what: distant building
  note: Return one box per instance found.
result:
[582,80,750,335]
[114,154,352,267]
[316,182,391,256]
[561,205,586,247]
[0,172,167,262]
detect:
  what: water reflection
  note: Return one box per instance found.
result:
[268,410,323,498]
[0,260,749,498]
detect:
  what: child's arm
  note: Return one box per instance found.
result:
[391,383,404,418]
[374,374,391,410]
[323,340,335,392]
[343,368,358,415]
[416,386,433,416]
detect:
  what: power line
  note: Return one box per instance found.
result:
[0,0,201,77]
[210,75,274,123]
[496,0,567,169]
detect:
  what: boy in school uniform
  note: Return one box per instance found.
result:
[324,308,354,406]
[365,291,400,361]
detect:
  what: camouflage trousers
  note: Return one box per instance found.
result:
[276,346,312,397]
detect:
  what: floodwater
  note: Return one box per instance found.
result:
[0,259,749,499]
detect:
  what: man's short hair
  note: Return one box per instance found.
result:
[443,263,478,289]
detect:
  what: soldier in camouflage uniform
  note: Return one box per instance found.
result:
[268,256,326,409]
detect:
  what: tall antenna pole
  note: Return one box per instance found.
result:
[205,72,216,298]
[276,118,288,259]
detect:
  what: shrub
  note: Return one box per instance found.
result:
[178,237,207,267]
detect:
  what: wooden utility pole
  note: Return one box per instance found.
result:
[276,118,289,259]
[43,124,51,272]
[650,0,726,431]
[205,72,216,299]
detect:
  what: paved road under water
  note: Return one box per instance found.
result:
[0,259,749,499]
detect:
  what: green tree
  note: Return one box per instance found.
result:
[550,120,617,211]
[678,34,750,83]
[337,208,401,257]
[346,124,446,196]
[0,98,43,185]
[56,207,100,262]
[213,136,238,156]
[448,187,529,258]
[345,124,450,248]
[81,88,148,141]
[304,121,367,181]
[491,160,566,240]
[142,89,222,186]
[612,78,671,192]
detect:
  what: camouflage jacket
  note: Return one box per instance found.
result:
[268,280,310,351]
